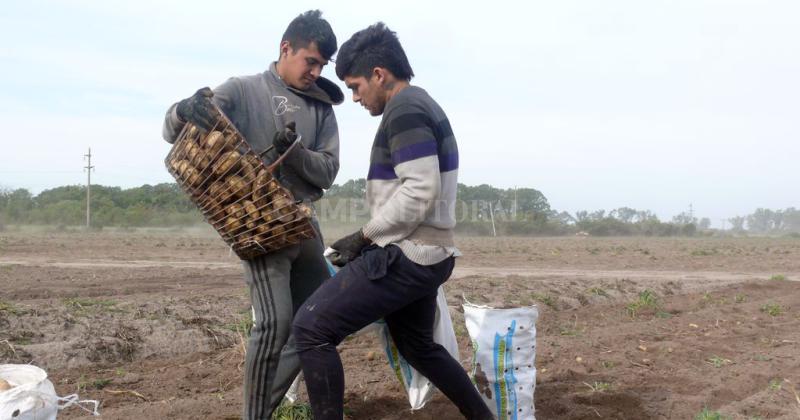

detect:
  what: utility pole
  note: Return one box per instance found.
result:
[84,148,94,228]
[489,201,497,237]
[513,186,518,221]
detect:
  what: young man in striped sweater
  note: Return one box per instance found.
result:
[293,23,494,420]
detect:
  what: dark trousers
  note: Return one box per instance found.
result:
[293,245,494,420]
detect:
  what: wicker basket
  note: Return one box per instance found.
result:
[164,109,316,260]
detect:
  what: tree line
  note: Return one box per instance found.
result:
[1,181,797,236]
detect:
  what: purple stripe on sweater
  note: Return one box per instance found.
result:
[367,163,398,180]
[391,140,438,165]
[439,152,459,172]
[368,152,459,180]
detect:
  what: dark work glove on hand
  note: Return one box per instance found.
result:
[329,229,371,267]
[176,87,219,131]
[273,121,299,154]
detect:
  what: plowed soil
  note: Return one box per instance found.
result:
[1,230,799,419]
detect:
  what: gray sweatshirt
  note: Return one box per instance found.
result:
[162,62,343,202]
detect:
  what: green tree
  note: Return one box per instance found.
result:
[4,189,34,222]
[728,216,745,232]
[326,179,366,198]
[747,208,774,232]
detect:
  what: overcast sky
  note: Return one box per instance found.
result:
[1,0,797,226]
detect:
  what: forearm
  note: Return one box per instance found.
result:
[362,156,440,245]
[283,107,340,189]
[283,145,339,189]
[161,104,184,144]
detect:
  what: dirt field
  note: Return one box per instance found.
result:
[1,229,799,419]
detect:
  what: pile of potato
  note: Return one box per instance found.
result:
[166,122,314,258]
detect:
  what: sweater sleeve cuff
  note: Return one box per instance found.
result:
[171,104,184,124]
[361,217,391,247]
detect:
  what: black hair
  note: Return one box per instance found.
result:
[281,10,337,61]
[335,22,414,81]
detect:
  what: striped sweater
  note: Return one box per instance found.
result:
[361,86,459,265]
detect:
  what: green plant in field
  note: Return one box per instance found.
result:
[583,381,611,392]
[225,310,254,337]
[64,298,117,313]
[92,378,111,389]
[76,375,109,392]
[760,303,783,316]
[694,408,728,420]
[0,300,23,315]
[707,355,731,368]
[691,249,716,256]
[769,274,786,281]
[559,324,584,337]
[599,360,615,369]
[453,322,468,339]
[768,378,782,391]
[655,310,672,319]
[734,294,746,303]
[272,401,313,420]
[588,287,609,297]
[626,290,659,317]
[531,293,556,309]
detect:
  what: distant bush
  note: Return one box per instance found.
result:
[3,181,794,237]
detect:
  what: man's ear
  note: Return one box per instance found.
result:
[279,40,292,58]
[372,67,386,85]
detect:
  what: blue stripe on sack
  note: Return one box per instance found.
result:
[383,328,397,370]
[367,163,398,180]
[493,333,503,418]
[383,328,412,387]
[391,140,437,165]
[400,355,414,385]
[325,259,338,276]
[439,152,459,172]
[506,320,519,420]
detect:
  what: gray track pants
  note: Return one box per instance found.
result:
[242,220,329,419]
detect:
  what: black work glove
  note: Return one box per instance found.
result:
[176,87,220,131]
[273,121,298,154]
[329,229,371,267]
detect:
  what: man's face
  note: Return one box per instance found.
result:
[279,41,328,90]
[344,74,386,116]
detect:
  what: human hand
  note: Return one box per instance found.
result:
[328,229,371,267]
[176,87,220,131]
[273,121,298,154]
